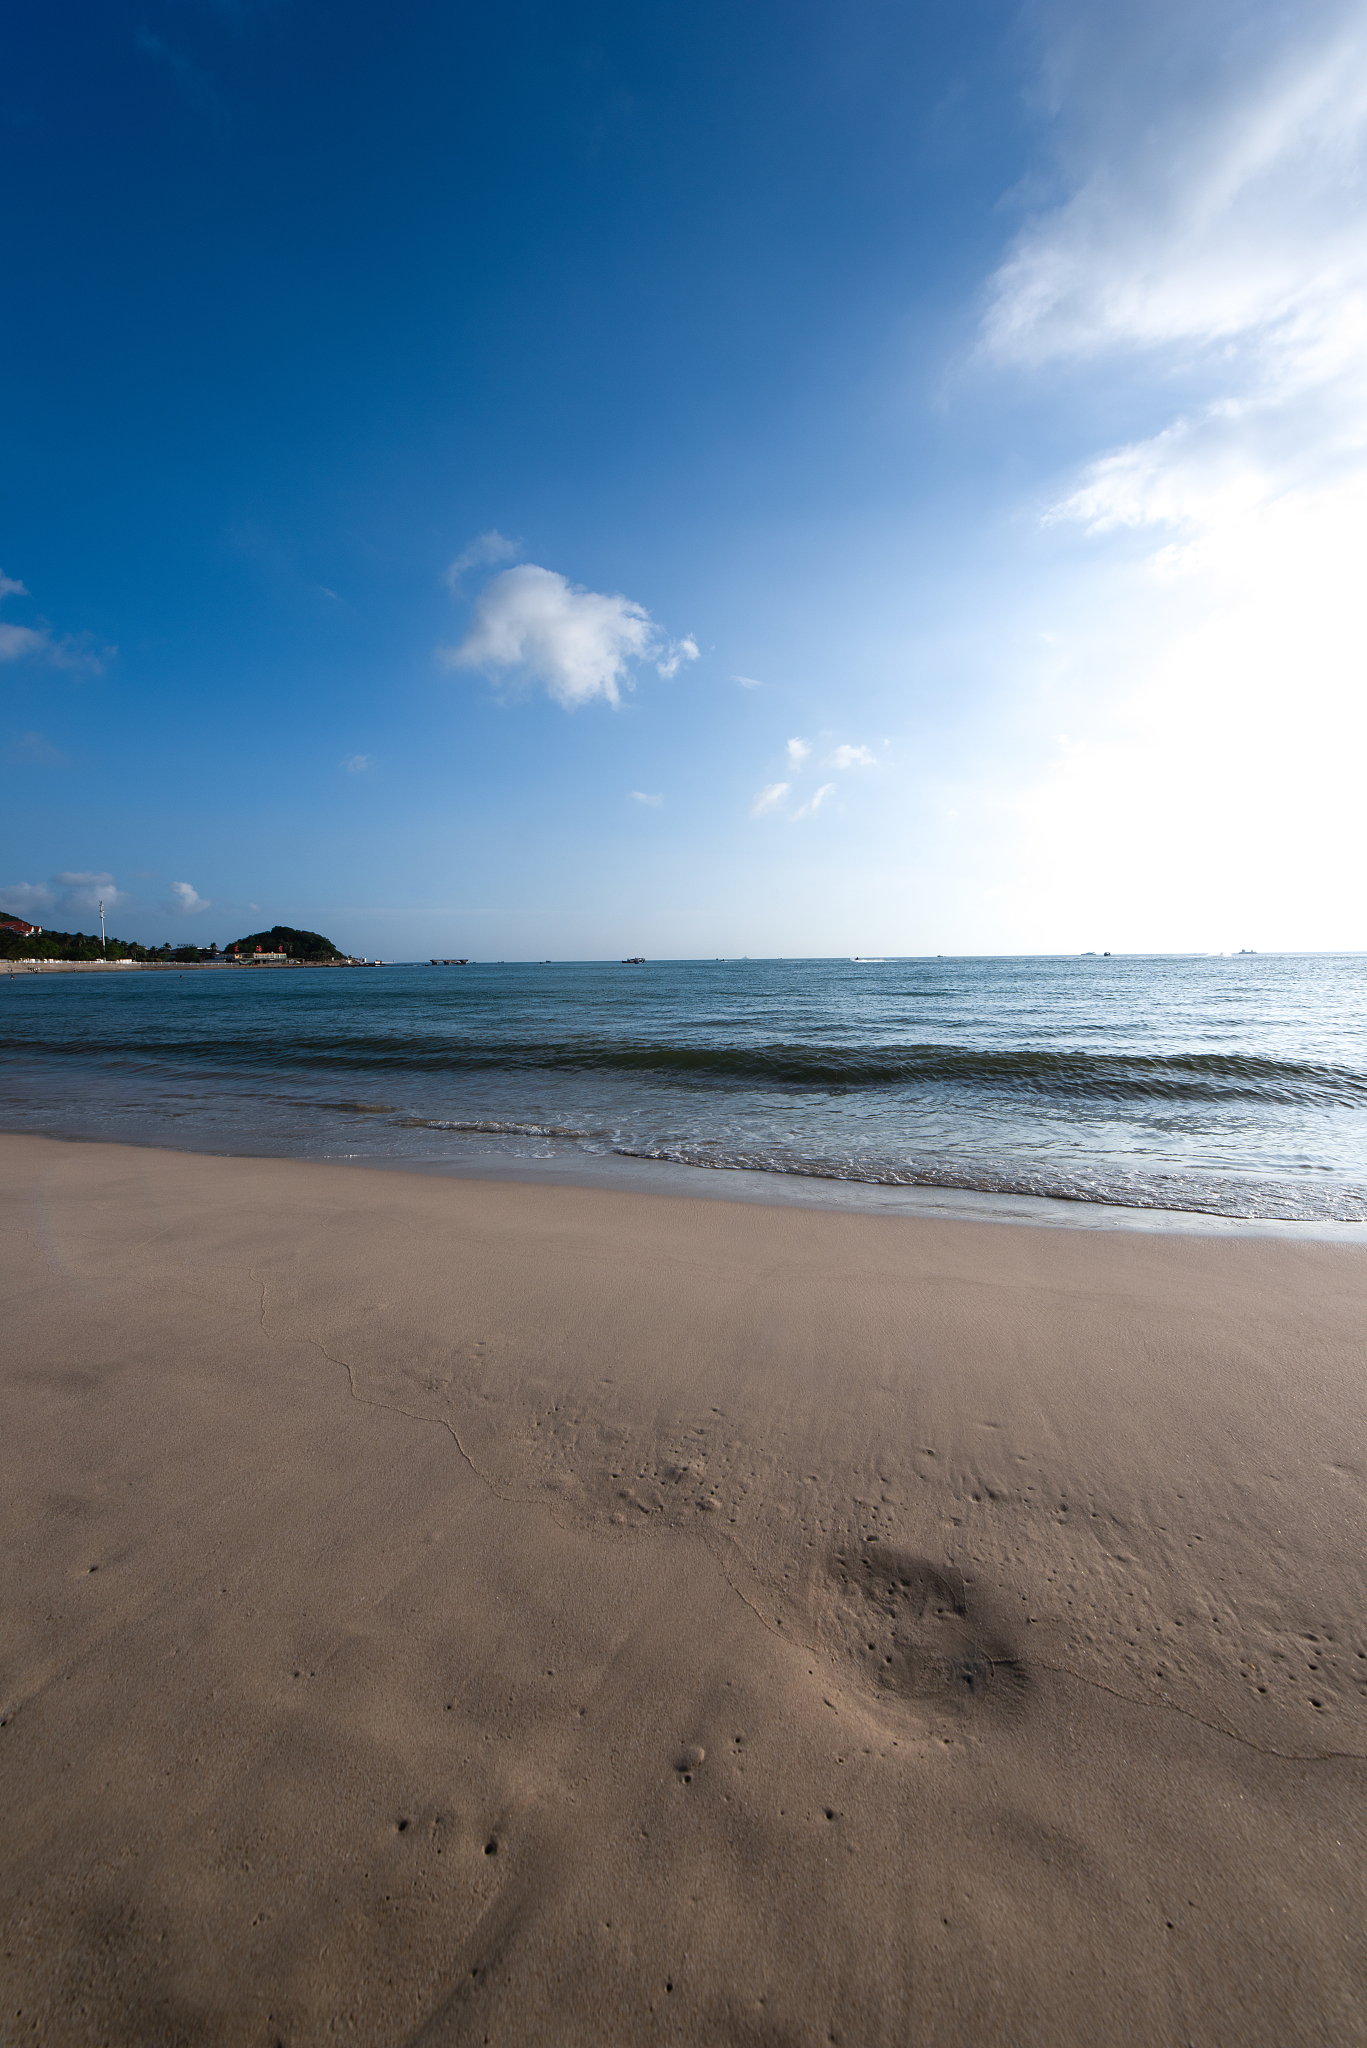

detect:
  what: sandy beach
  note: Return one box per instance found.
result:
[2,1131,1365,2045]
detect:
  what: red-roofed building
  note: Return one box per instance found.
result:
[0,915,42,939]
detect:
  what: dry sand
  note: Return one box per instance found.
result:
[2,1132,1366,2046]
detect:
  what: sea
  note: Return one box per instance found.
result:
[4,953,1367,1229]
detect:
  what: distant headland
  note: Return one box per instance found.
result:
[1,915,367,969]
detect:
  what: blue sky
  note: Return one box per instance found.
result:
[4,0,1365,958]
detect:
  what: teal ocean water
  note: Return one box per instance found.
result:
[3,954,1366,1221]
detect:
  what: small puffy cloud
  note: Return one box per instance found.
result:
[833,744,876,768]
[0,571,106,673]
[0,573,45,663]
[342,753,372,773]
[169,881,209,914]
[793,782,835,819]
[441,563,665,709]
[0,623,49,661]
[443,530,521,589]
[750,781,790,817]
[631,790,663,806]
[0,881,54,917]
[10,730,63,765]
[786,736,811,767]
[4,871,128,919]
[732,674,764,688]
[57,871,124,911]
[657,634,699,680]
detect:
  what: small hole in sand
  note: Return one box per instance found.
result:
[824,1808,835,1821]
[485,1838,498,1855]
[397,1819,409,1833]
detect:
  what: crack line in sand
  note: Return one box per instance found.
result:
[247,1268,514,1501]
[308,1335,510,1498]
[1026,1658,1367,1763]
[704,1552,786,1637]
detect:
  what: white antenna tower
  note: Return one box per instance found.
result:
[99,899,106,956]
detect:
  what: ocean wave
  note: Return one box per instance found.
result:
[8,1030,1367,1105]
[394,1116,604,1140]
[610,1140,1367,1222]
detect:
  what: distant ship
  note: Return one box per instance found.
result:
[621,956,645,965]
[431,958,470,965]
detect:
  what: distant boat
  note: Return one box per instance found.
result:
[621,956,645,965]
[430,958,470,965]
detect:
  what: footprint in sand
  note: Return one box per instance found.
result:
[813,1547,1028,1718]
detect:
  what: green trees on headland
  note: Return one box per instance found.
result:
[0,919,152,962]
[225,926,344,960]
[1,915,350,964]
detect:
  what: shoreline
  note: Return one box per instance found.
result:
[9,1121,1367,1240]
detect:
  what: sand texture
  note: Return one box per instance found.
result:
[2,1134,1366,2045]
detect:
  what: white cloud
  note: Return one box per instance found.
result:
[749,781,790,817]
[169,881,209,914]
[732,674,765,689]
[0,572,46,663]
[984,3,1367,373]
[2,871,128,920]
[984,0,1367,540]
[631,790,663,806]
[441,563,674,709]
[10,730,63,765]
[342,753,372,773]
[786,736,811,766]
[0,570,106,672]
[960,0,1367,947]
[0,624,48,661]
[833,744,876,768]
[0,882,54,917]
[793,782,835,819]
[56,871,124,911]
[443,529,521,589]
[657,634,699,680]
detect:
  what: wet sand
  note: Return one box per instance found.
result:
[2,1132,1365,2045]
